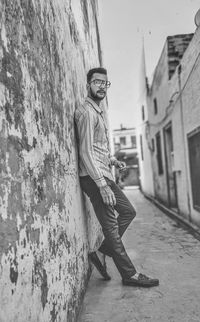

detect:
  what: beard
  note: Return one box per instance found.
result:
[90,88,106,100]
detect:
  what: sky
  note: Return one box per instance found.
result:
[99,0,200,130]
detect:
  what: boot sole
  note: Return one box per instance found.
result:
[122,280,159,287]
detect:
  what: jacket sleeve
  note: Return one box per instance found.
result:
[76,109,107,188]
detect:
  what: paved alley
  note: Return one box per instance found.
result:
[78,188,200,322]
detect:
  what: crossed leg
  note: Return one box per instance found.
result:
[80,176,136,278]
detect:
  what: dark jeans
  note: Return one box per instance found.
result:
[80,176,137,279]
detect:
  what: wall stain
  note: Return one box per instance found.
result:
[48,230,71,257]
[81,0,89,35]
[0,217,19,257]
[0,0,103,320]
[10,258,18,285]
[50,301,58,322]
[41,268,48,309]
[0,47,24,129]
[7,135,32,153]
[68,12,79,45]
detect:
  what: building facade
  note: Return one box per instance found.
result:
[137,10,200,228]
[113,126,139,186]
[113,126,137,150]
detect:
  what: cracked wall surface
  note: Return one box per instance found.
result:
[0,0,103,321]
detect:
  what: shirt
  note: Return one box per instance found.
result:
[74,97,116,187]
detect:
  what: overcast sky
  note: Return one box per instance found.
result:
[99,0,200,130]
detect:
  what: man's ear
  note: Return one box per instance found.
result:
[86,83,90,93]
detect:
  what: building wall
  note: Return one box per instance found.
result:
[113,128,137,150]
[0,1,103,321]
[138,20,200,228]
[136,60,154,196]
[136,124,154,195]
[138,41,170,201]
[147,42,170,204]
[169,25,200,226]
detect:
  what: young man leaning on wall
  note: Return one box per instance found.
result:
[75,67,159,288]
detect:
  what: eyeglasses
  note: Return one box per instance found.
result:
[89,79,111,88]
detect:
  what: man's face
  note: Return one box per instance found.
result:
[87,73,108,100]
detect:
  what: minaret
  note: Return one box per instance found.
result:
[139,38,149,103]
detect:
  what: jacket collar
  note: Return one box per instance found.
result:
[85,97,103,115]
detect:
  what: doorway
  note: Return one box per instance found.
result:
[188,127,200,212]
[164,123,178,209]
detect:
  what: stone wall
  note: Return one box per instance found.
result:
[0,0,103,321]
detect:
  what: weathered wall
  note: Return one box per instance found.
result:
[167,34,193,79]
[0,0,103,321]
[169,25,200,226]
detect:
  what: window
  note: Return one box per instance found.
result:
[140,135,144,161]
[156,132,163,175]
[153,98,158,115]
[120,136,126,146]
[142,105,145,121]
[131,135,137,148]
[188,128,200,211]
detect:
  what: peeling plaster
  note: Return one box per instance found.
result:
[0,0,103,321]
[1,24,9,52]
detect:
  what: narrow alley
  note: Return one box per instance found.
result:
[78,188,200,322]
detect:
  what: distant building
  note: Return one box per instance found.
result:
[113,125,137,151]
[113,126,139,186]
[137,10,200,229]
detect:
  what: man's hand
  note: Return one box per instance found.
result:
[99,185,116,206]
[114,160,127,172]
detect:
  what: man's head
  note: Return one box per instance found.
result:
[86,67,111,102]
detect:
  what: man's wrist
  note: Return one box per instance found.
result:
[110,156,117,166]
[95,177,107,188]
[99,184,109,190]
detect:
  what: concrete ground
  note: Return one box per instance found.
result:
[78,188,200,322]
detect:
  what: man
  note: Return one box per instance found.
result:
[75,67,159,287]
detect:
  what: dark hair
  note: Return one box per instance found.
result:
[87,67,107,83]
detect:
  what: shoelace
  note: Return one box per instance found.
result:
[138,274,150,280]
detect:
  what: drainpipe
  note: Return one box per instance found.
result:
[177,64,192,221]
